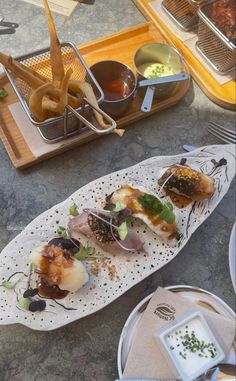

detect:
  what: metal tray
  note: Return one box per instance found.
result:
[197,1,236,74]
[162,0,200,31]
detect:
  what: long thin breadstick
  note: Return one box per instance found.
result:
[0,51,80,108]
[29,83,54,121]
[43,68,73,114]
[43,0,65,88]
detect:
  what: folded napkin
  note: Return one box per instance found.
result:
[123,287,235,379]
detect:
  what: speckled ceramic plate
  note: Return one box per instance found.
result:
[117,285,236,378]
[0,144,235,331]
[229,222,236,293]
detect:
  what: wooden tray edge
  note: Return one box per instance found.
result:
[0,21,190,169]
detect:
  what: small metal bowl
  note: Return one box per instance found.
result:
[90,60,137,118]
[134,42,185,101]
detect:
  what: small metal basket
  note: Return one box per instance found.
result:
[162,0,204,31]
[5,42,116,143]
[196,2,236,74]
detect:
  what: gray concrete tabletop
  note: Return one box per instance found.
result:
[0,1,235,380]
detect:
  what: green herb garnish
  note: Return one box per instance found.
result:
[57,226,70,239]
[1,280,17,289]
[138,194,175,224]
[0,87,8,99]
[19,296,31,310]
[69,203,79,216]
[1,273,24,289]
[74,244,95,261]
[117,221,128,241]
[113,201,124,212]
[138,194,163,215]
[158,202,175,224]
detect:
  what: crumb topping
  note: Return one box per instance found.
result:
[87,213,119,243]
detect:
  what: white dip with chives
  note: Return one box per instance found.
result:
[166,316,218,377]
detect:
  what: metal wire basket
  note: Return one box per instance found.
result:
[196,2,236,74]
[162,0,203,31]
[5,42,116,143]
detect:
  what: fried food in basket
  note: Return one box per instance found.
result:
[29,68,73,121]
[43,0,65,88]
[0,0,121,135]
[0,52,80,109]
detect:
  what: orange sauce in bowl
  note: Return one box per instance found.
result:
[99,79,132,101]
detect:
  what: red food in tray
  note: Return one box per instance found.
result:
[211,0,236,44]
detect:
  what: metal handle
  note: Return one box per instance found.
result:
[139,73,190,88]
[0,20,19,28]
[67,100,117,135]
[141,86,155,113]
[0,28,16,35]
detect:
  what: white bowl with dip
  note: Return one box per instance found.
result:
[154,311,225,381]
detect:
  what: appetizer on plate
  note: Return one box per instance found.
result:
[158,164,215,201]
[69,183,179,254]
[109,184,179,240]
[30,237,89,299]
[69,208,144,254]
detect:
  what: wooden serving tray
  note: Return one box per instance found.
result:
[133,0,236,110]
[0,22,189,169]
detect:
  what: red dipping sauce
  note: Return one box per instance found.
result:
[99,79,132,101]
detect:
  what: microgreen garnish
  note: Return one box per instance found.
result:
[1,272,25,289]
[138,194,163,215]
[158,202,175,224]
[0,87,8,99]
[116,208,132,226]
[138,194,175,224]
[1,280,17,289]
[19,296,31,311]
[57,226,70,239]
[74,244,95,261]
[69,203,79,216]
[113,201,124,212]
[117,222,128,241]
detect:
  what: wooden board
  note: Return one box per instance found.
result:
[0,22,189,169]
[132,0,236,110]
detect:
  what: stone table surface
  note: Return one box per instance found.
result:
[0,1,235,380]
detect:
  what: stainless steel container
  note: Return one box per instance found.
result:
[90,60,137,118]
[134,43,186,105]
[4,42,115,143]
[196,1,236,74]
[162,0,205,31]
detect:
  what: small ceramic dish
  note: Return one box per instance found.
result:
[154,311,225,381]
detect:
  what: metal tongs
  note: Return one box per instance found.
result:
[67,98,117,135]
[0,16,19,35]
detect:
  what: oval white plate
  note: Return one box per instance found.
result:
[229,223,236,293]
[117,285,236,378]
[0,145,235,330]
